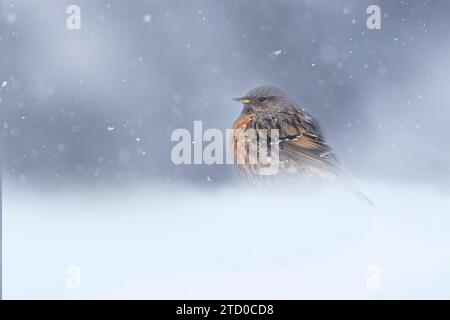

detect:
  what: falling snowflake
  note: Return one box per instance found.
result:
[142,14,152,23]
[6,13,16,24]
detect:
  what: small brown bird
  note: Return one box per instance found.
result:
[231,85,372,205]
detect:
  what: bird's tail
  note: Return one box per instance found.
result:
[329,165,374,206]
[339,174,374,206]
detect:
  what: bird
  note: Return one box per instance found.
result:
[231,85,373,205]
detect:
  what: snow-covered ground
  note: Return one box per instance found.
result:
[3,181,450,299]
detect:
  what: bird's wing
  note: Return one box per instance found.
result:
[232,109,374,205]
[251,109,340,171]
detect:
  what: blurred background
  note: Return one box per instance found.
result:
[2,0,450,190]
[1,0,450,299]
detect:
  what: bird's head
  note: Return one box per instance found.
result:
[233,85,289,112]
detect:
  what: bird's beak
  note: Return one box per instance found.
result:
[233,97,251,104]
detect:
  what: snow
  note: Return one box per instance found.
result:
[6,13,16,24]
[142,14,152,24]
[3,181,450,299]
[273,49,282,56]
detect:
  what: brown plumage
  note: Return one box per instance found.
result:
[231,85,373,205]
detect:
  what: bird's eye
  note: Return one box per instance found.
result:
[257,97,267,102]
